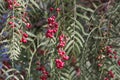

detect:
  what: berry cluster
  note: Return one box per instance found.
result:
[104,70,114,80]
[55,59,64,69]
[20,12,31,43]
[55,34,69,69]
[97,54,105,67]
[118,60,120,66]
[21,12,31,29]
[36,62,49,80]
[45,8,69,69]
[98,46,120,67]
[105,46,120,66]
[4,0,20,10]
[45,16,59,38]
[105,46,118,59]
[8,21,16,28]
[98,46,120,80]
[20,12,31,29]
[19,30,28,43]
[7,12,31,43]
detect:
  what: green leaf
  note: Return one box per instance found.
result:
[26,31,37,37]
[76,5,94,13]
[30,0,40,9]
[77,13,90,20]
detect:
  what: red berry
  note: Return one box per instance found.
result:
[104,77,109,80]
[75,68,81,77]
[108,70,114,78]
[56,8,61,12]
[39,66,46,71]
[55,59,64,69]
[3,61,11,69]
[8,4,13,10]
[62,55,69,60]
[58,49,65,57]
[23,33,28,38]
[40,75,47,80]
[20,37,27,43]
[8,22,13,25]
[50,7,54,11]
[26,23,31,28]
[107,49,112,53]
[109,55,112,58]
[117,60,120,66]
[36,61,40,65]
[59,34,65,41]
[45,29,54,38]
[98,63,103,67]
[114,55,118,59]
[43,71,49,76]
[113,51,117,54]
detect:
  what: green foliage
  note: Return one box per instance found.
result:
[0,0,120,80]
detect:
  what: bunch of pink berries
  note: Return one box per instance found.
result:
[20,31,28,43]
[55,34,69,69]
[36,62,49,80]
[106,46,117,59]
[104,70,114,80]
[7,12,31,43]
[46,16,59,38]
[5,0,20,10]
[105,46,120,66]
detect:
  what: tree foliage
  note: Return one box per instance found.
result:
[0,0,120,80]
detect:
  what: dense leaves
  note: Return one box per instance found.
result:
[0,0,120,80]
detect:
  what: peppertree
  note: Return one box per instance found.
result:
[0,0,120,80]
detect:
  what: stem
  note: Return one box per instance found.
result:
[11,0,15,68]
[27,50,36,79]
[72,0,77,55]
